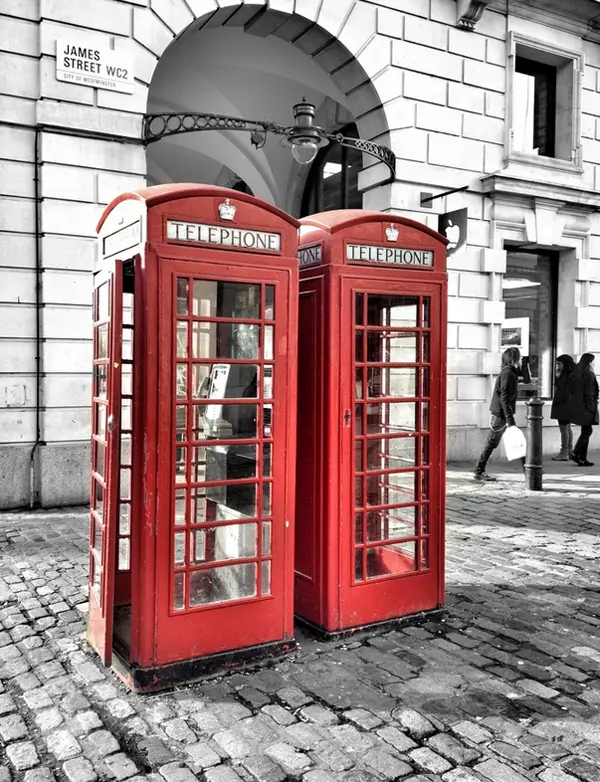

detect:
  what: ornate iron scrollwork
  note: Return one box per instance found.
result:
[143,111,396,184]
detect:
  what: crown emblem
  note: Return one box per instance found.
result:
[385,223,399,242]
[218,199,236,221]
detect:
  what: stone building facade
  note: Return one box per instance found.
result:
[2,0,600,508]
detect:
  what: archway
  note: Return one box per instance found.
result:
[143,1,392,216]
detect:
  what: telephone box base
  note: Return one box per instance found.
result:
[295,607,445,641]
[110,638,297,693]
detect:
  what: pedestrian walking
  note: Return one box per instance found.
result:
[473,347,530,482]
[550,353,576,461]
[570,352,599,467]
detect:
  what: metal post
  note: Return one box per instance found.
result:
[525,397,544,491]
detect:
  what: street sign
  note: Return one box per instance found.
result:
[56,39,134,94]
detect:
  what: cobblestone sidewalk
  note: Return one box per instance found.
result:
[0,461,600,782]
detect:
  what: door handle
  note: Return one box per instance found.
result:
[107,415,114,434]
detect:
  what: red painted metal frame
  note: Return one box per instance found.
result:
[94,185,299,680]
[88,260,124,665]
[295,210,448,634]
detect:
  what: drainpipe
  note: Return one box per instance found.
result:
[30,125,43,509]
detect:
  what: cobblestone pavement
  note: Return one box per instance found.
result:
[1,460,600,782]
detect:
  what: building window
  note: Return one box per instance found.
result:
[508,34,582,167]
[501,251,558,399]
[301,124,363,216]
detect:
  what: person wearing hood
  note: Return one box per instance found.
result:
[474,347,530,481]
[549,354,576,461]
[570,353,599,467]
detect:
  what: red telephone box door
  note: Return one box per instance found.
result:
[154,260,294,664]
[341,278,444,624]
[88,260,124,664]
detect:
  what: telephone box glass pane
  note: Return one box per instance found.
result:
[368,367,416,398]
[421,504,429,534]
[421,436,430,465]
[95,365,107,399]
[97,404,106,438]
[189,563,257,606]
[95,441,105,479]
[367,542,417,578]
[368,296,418,327]
[94,480,104,521]
[190,523,257,563]
[355,334,364,363]
[176,406,187,441]
[122,328,133,361]
[122,364,132,395]
[421,402,430,431]
[264,326,274,360]
[262,366,273,399]
[355,369,363,399]
[354,550,363,580]
[355,440,364,472]
[174,532,185,565]
[354,513,363,544]
[97,325,108,358]
[421,539,429,569]
[422,298,430,328]
[120,468,131,500]
[355,478,364,507]
[175,489,186,525]
[262,445,272,478]
[265,286,275,320]
[261,521,272,555]
[193,281,261,319]
[422,368,430,398]
[366,506,416,542]
[366,402,416,434]
[121,399,131,430]
[98,283,109,320]
[262,482,272,516]
[196,404,258,440]
[177,322,188,357]
[177,365,188,399]
[261,561,271,595]
[367,472,416,505]
[193,488,257,521]
[368,332,417,364]
[175,447,187,483]
[119,504,130,535]
[355,405,363,435]
[192,364,258,399]
[366,437,416,471]
[93,512,102,552]
[422,334,430,363]
[192,323,259,360]
[355,294,364,325]
[174,573,185,610]
[177,278,189,315]
[194,445,257,481]
[118,539,130,570]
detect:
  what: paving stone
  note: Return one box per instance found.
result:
[0,713,28,742]
[426,732,481,764]
[162,718,197,744]
[392,708,436,740]
[473,758,531,781]
[0,692,16,715]
[262,704,296,725]
[362,748,413,779]
[329,724,377,753]
[105,699,136,720]
[70,710,103,736]
[441,769,486,782]
[212,729,253,759]
[238,687,271,709]
[24,769,56,782]
[186,742,221,769]
[157,763,198,782]
[204,766,245,782]
[312,741,355,772]
[137,737,176,766]
[377,726,418,752]
[560,756,600,781]
[83,729,120,757]
[538,769,580,782]
[6,740,40,771]
[284,722,326,750]
[299,704,340,726]
[62,757,98,782]
[35,707,64,733]
[104,753,139,780]
[489,741,540,769]
[46,728,82,760]
[342,708,383,730]
[241,754,288,782]
[277,686,313,709]
[302,772,338,782]
[408,746,452,774]
[264,742,313,774]
[451,720,493,744]
[516,679,560,699]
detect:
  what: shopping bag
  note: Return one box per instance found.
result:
[502,425,526,461]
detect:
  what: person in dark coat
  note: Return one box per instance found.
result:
[570,353,599,467]
[550,354,576,461]
[474,347,530,481]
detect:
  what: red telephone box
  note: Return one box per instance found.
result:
[295,211,447,634]
[91,184,299,690]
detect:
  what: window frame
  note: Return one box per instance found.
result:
[506,32,583,173]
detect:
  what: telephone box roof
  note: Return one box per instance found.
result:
[97,183,300,233]
[299,210,448,245]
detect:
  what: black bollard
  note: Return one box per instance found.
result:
[525,397,544,491]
